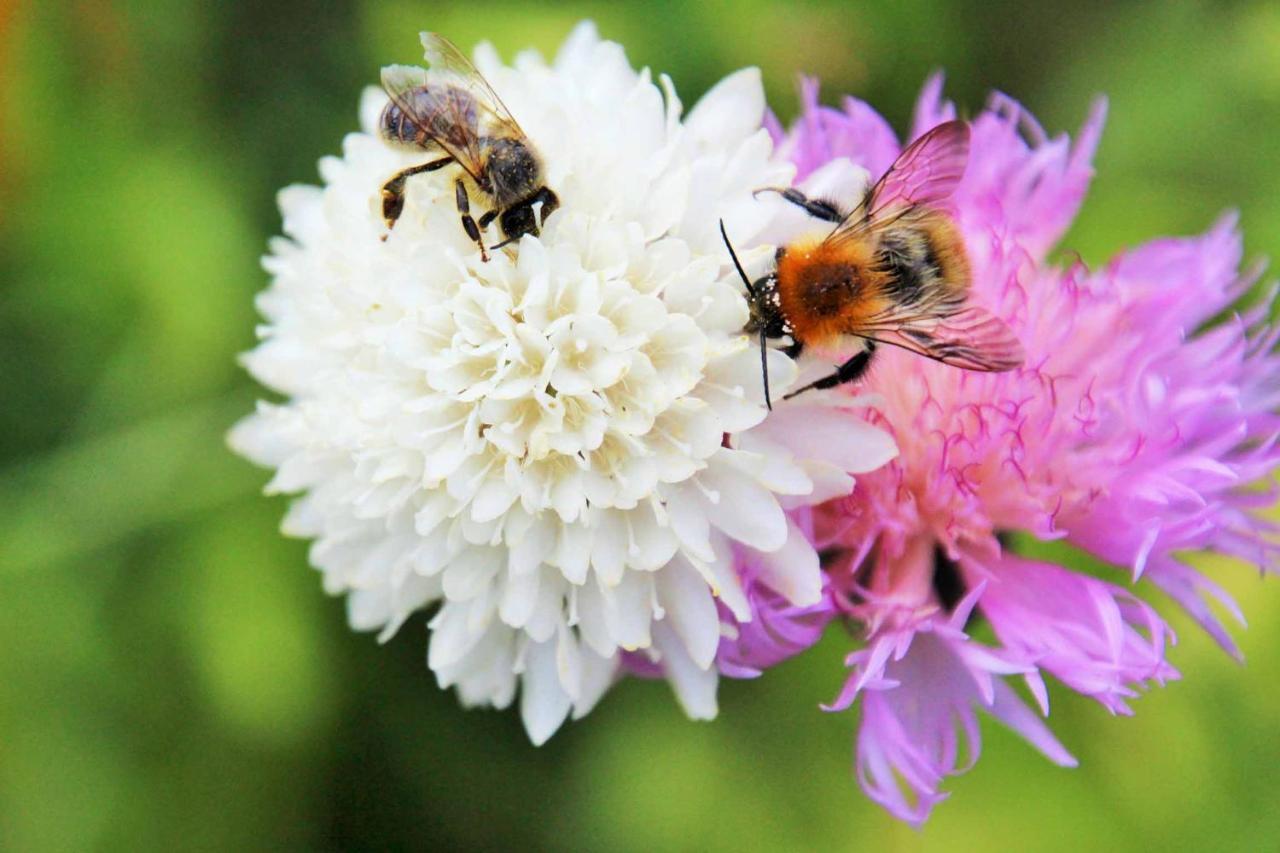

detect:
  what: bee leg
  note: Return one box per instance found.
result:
[454,178,488,262]
[782,341,876,400]
[380,156,454,234]
[477,210,499,230]
[753,187,847,224]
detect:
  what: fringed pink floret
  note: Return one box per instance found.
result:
[968,555,1179,715]
[836,613,1076,826]
[776,76,1279,823]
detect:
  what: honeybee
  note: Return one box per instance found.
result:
[722,120,1024,408]
[378,33,559,260]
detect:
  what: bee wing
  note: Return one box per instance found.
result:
[824,121,970,245]
[855,303,1025,372]
[380,62,487,181]
[418,32,529,143]
[379,34,529,182]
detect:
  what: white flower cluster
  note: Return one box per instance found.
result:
[231,23,895,743]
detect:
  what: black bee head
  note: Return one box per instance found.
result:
[498,203,536,241]
[744,274,786,339]
[497,188,559,243]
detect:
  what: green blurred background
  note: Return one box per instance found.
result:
[3,1,1279,850]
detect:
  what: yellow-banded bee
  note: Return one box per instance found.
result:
[722,121,1024,408]
[379,33,559,260]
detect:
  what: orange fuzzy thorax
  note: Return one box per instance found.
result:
[774,235,895,349]
[774,215,971,351]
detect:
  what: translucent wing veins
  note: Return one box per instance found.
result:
[823,120,970,247]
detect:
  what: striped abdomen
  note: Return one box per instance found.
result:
[378,84,479,152]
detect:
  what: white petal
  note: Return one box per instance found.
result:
[750,517,823,606]
[554,522,592,585]
[574,581,616,658]
[554,623,584,702]
[703,539,751,623]
[443,546,503,600]
[787,465,855,507]
[227,409,294,467]
[654,623,718,720]
[347,588,391,632]
[524,569,565,642]
[590,510,627,586]
[428,602,481,671]
[553,20,602,73]
[699,454,788,552]
[600,571,653,651]
[413,489,456,536]
[761,402,898,474]
[471,476,519,523]
[498,567,540,629]
[520,639,572,746]
[665,486,715,563]
[508,513,556,575]
[728,438,812,496]
[656,561,721,669]
[684,67,765,147]
[572,647,618,720]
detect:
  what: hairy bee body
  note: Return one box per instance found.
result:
[770,214,968,352]
[723,120,1023,408]
[873,216,969,308]
[376,34,559,258]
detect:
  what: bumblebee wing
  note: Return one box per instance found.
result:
[824,121,970,245]
[864,120,970,218]
[419,32,529,144]
[380,62,487,181]
[854,303,1024,372]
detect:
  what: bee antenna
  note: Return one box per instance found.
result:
[760,330,772,411]
[719,219,756,297]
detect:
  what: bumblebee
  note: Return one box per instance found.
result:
[379,33,559,260]
[722,121,1024,408]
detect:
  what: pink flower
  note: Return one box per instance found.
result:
[847,623,1077,826]
[969,555,1178,715]
[1061,228,1280,656]
[775,77,1280,823]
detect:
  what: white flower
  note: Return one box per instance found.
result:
[230,23,897,744]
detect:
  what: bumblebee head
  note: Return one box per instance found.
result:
[717,221,786,338]
[743,273,787,339]
[719,220,785,410]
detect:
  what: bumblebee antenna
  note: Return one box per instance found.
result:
[719,219,755,297]
[718,220,772,410]
[760,330,772,411]
[721,217,768,407]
